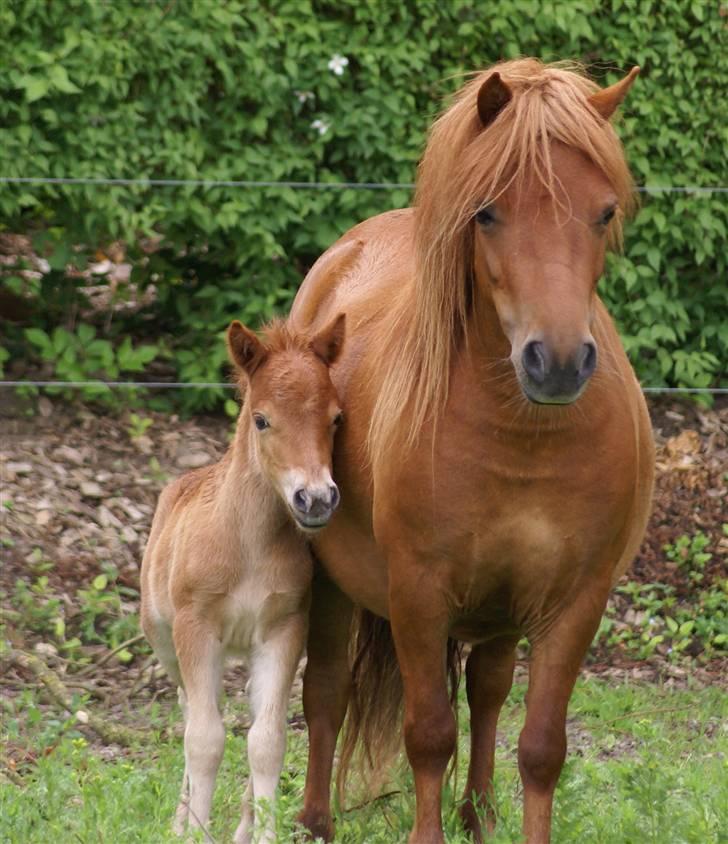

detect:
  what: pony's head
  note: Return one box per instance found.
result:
[227,314,346,531]
[468,65,638,403]
[413,60,638,407]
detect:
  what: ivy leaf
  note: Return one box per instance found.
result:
[18,74,51,102]
[49,65,81,94]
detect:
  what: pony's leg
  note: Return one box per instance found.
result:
[234,611,307,844]
[297,574,353,842]
[174,615,225,841]
[459,636,518,842]
[519,588,608,844]
[390,576,455,844]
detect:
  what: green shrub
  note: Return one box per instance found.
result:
[1,0,726,409]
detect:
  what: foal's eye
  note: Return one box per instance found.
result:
[475,206,496,227]
[253,413,269,431]
[599,206,617,226]
[332,412,343,428]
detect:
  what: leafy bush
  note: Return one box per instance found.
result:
[1,0,726,409]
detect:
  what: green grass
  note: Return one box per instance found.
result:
[2,679,726,843]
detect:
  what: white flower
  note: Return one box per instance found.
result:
[294,90,314,104]
[327,54,349,76]
[311,119,330,136]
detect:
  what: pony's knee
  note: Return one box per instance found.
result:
[404,698,456,771]
[518,722,566,792]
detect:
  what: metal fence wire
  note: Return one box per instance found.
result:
[1,176,725,395]
[1,176,728,192]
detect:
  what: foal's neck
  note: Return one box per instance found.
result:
[219,411,289,538]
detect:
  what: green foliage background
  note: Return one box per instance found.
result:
[1,0,726,409]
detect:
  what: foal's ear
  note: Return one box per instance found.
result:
[588,66,640,120]
[477,72,512,128]
[227,321,267,377]
[311,313,346,367]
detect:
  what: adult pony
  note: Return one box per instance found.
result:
[289,59,654,844]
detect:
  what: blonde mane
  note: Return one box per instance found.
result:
[367,59,636,471]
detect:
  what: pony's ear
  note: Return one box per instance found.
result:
[311,313,346,366]
[477,72,512,127]
[227,320,267,377]
[588,67,640,120]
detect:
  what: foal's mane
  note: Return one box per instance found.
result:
[367,58,635,471]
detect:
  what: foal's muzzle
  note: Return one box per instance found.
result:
[519,339,597,404]
[291,483,340,531]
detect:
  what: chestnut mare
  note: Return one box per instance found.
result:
[290,60,654,844]
[141,315,345,843]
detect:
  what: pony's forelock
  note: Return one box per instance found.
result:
[367,59,636,471]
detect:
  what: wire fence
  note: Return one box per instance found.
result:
[1,176,724,397]
[1,176,727,193]
[0,381,725,395]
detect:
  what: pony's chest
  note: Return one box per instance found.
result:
[392,417,636,591]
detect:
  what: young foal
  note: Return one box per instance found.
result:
[140,314,345,843]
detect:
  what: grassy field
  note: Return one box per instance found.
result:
[2,677,726,844]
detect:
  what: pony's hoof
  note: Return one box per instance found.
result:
[295,809,334,842]
[458,800,484,843]
[459,797,497,842]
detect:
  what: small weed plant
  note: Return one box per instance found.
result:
[595,529,727,660]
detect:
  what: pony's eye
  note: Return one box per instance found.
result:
[475,206,496,227]
[253,413,269,431]
[333,412,343,428]
[599,206,617,226]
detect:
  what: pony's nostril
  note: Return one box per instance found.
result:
[293,488,310,513]
[329,484,340,510]
[578,342,597,380]
[522,341,547,384]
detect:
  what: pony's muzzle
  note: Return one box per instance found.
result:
[291,483,340,530]
[520,339,597,403]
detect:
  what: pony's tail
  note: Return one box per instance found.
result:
[336,609,463,803]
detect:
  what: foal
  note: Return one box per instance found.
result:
[140,314,345,843]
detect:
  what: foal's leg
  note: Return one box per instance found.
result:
[519,587,609,844]
[174,613,225,840]
[234,611,307,844]
[297,574,353,842]
[173,686,191,834]
[145,620,193,833]
[459,636,518,842]
[389,571,455,844]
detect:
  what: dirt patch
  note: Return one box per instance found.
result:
[1,394,726,705]
[634,397,727,594]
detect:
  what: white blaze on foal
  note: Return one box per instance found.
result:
[140,314,345,843]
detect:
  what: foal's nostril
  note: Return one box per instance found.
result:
[522,341,547,384]
[329,484,340,511]
[578,342,597,381]
[293,488,311,514]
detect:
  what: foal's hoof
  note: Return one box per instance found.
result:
[295,808,334,842]
[172,802,189,836]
